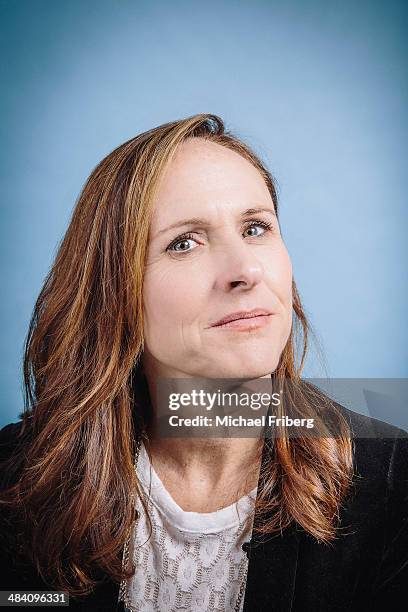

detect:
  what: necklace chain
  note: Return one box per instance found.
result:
[233,562,249,612]
[118,436,249,611]
[119,436,142,609]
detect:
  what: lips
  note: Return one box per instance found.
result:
[210,308,273,328]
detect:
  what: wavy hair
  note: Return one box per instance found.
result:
[0,114,353,598]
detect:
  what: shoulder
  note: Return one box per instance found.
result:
[0,420,25,447]
[0,419,30,452]
[299,380,408,481]
[0,418,33,490]
[333,402,408,473]
[333,402,408,452]
[334,402,408,440]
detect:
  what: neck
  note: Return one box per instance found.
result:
[138,370,271,510]
[147,435,262,486]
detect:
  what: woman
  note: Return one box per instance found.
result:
[0,113,407,611]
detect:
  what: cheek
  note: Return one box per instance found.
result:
[282,253,293,305]
[142,263,206,334]
[265,244,293,305]
[266,247,293,348]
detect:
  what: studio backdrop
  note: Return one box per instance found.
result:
[1,0,407,428]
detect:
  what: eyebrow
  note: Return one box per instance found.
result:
[154,207,277,238]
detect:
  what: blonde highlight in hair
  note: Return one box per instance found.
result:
[0,114,353,598]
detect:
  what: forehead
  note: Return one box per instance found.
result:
[153,138,271,210]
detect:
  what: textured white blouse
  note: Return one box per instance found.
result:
[121,442,257,612]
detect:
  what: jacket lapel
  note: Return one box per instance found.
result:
[243,522,300,611]
[242,432,300,612]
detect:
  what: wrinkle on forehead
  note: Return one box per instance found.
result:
[150,138,273,232]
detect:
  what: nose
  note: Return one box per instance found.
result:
[214,239,264,292]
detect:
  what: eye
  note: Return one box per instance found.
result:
[166,219,275,254]
[166,232,199,253]
[243,219,275,238]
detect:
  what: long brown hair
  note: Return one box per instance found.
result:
[0,114,353,597]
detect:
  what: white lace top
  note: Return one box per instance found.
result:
[120,443,257,612]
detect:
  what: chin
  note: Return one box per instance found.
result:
[201,354,280,380]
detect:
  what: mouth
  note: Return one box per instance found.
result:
[210,313,274,331]
[209,308,273,328]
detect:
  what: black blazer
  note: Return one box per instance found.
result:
[1,403,407,612]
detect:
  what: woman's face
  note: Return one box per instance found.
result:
[142,138,293,380]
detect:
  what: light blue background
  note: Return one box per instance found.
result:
[1,0,407,426]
